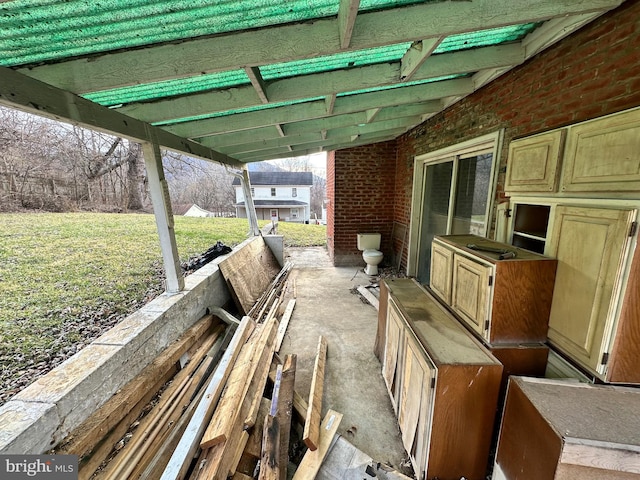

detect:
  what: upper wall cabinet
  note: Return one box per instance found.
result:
[561,108,640,193]
[505,130,565,194]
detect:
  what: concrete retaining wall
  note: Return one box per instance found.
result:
[0,236,265,453]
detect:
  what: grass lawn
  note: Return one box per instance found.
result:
[0,212,326,403]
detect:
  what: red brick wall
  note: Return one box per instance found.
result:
[330,1,640,266]
[328,141,397,266]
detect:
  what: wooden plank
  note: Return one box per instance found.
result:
[293,390,309,425]
[292,410,343,480]
[219,237,281,315]
[200,318,276,448]
[160,316,255,480]
[275,299,296,352]
[259,415,280,480]
[196,319,278,480]
[269,361,307,425]
[356,285,379,310]
[59,314,217,460]
[303,336,328,451]
[278,355,297,480]
[244,398,272,459]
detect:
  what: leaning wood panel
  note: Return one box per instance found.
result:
[303,336,327,451]
[219,236,282,315]
[277,355,297,480]
[373,279,389,361]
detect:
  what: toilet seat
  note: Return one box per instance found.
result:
[363,249,383,258]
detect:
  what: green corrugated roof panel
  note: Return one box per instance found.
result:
[260,43,412,80]
[337,73,468,97]
[434,23,541,54]
[83,70,251,107]
[153,96,326,127]
[0,0,339,66]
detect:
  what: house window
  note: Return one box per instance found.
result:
[409,131,502,284]
[271,188,276,197]
[250,187,255,197]
[291,208,299,219]
[292,187,297,197]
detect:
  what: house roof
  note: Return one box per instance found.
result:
[232,172,314,186]
[0,0,624,166]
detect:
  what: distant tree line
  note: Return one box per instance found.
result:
[0,107,326,219]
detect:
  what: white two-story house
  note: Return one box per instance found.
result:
[233,171,313,223]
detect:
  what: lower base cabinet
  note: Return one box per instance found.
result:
[382,278,503,480]
[494,376,640,480]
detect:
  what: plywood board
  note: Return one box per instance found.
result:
[219,236,281,315]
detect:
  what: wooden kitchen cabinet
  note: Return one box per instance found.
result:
[493,376,640,480]
[505,130,565,194]
[382,278,502,480]
[431,235,557,344]
[546,204,639,381]
[561,107,640,193]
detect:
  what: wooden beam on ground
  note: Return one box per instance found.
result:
[277,355,297,480]
[275,299,296,352]
[259,364,283,480]
[303,336,328,451]
[292,410,343,480]
[160,316,256,480]
[356,286,379,310]
[259,415,280,480]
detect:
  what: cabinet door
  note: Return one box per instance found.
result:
[383,301,404,410]
[561,108,640,192]
[430,241,453,303]
[451,254,492,336]
[398,333,435,479]
[505,130,564,193]
[547,205,636,373]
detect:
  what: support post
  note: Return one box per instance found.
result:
[142,140,185,293]
[241,167,260,236]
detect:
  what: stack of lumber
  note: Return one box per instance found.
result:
[54,313,227,479]
[55,255,343,480]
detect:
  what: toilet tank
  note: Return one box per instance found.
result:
[357,233,381,250]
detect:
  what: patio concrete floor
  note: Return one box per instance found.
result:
[280,246,411,475]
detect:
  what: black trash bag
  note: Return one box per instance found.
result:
[181,241,232,274]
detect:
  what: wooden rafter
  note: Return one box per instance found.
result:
[19,0,622,93]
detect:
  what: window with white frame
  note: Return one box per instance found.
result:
[292,187,297,197]
[291,208,299,219]
[271,187,276,197]
[408,131,503,284]
[250,187,255,197]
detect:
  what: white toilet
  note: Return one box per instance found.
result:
[357,233,384,276]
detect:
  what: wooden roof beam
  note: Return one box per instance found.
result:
[338,0,361,49]
[0,66,242,168]
[19,0,621,93]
